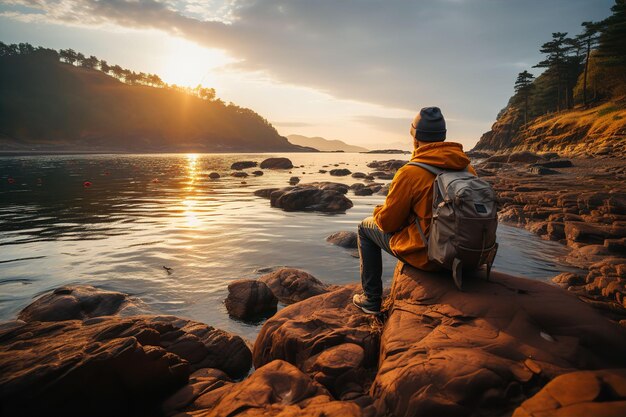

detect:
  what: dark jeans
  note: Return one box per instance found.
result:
[358,216,396,303]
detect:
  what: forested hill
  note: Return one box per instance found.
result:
[473,0,626,158]
[0,44,308,153]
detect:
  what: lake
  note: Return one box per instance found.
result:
[0,153,583,340]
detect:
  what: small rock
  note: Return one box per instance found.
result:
[208,172,220,179]
[289,176,300,185]
[252,170,264,176]
[231,171,249,178]
[230,161,257,170]
[529,166,559,175]
[326,231,358,248]
[330,168,352,176]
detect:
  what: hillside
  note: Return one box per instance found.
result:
[473,2,626,158]
[475,99,626,157]
[0,51,306,153]
[287,134,368,152]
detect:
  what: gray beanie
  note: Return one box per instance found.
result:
[410,107,446,142]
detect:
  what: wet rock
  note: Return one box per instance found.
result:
[289,176,300,185]
[168,360,361,417]
[330,168,351,176]
[355,187,374,196]
[326,231,358,248]
[18,285,139,322]
[371,263,626,417]
[508,151,544,163]
[231,171,248,178]
[552,272,586,288]
[369,170,395,180]
[533,159,573,168]
[376,184,390,196]
[225,279,277,321]
[259,157,293,169]
[512,369,626,417]
[230,161,257,170]
[270,186,353,213]
[303,181,349,194]
[258,267,330,304]
[253,284,380,371]
[0,315,252,417]
[253,187,280,198]
[208,172,220,179]
[351,172,367,178]
[366,159,406,171]
[529,166,559,175]
[319,169,327,173]
[252,170,263,176]
[565,221,617,244]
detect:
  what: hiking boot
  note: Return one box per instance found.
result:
[352,293,381,315]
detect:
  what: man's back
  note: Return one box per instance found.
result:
[372,141,474,270]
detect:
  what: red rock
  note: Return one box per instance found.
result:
[0,315,252,417]
[512,369,626,417]
[258,268,330,304]
[224,279,277,320]
[170,360,362,417]
[371,263,626,417]
[17,285,140,322]
[253,284,380,371]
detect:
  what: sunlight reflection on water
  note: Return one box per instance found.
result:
[0,153,582,340]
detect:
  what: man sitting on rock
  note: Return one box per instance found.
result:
[353,107,476,314]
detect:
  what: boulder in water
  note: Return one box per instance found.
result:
[326,231,358,249]
[260,157,293,169]
[230,161,257,170]
[18,285,138,322]
[225,279,278,321]
[330,168,351,176]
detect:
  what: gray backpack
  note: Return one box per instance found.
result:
[407,162,498,290]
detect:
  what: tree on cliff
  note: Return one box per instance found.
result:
[534,32,570,111]
[597,0,626,67]
[577,21,603,107]
[514,71,534,125]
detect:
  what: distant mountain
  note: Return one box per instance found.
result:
[0,45,308,153]
[287,134,368,152]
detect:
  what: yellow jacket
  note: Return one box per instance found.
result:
[373,142,475,270]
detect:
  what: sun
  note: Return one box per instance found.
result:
[157,36,233,88]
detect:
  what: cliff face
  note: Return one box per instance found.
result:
[0,54,305,153]
[473,100,626,158]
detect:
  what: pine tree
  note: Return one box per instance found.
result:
[534,32,570,111]
[576,21,603,107]
[597,0,626,66]
[514,70,535,125]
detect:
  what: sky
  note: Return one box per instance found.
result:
[0,0,615,150]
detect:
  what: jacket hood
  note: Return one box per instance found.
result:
[410,142,470,170]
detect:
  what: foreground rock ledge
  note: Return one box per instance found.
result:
[0,315,252,417]
[372,263,626,417]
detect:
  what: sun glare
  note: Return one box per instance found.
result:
[158,36,233,88]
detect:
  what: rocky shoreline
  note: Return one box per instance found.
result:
[2,262,626,416]
[473,152,626,323]
[2,152,625,416]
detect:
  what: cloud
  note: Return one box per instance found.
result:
[1,0,615,132]
[353,115,410,135]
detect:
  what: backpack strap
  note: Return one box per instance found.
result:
[406,162,444,176]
